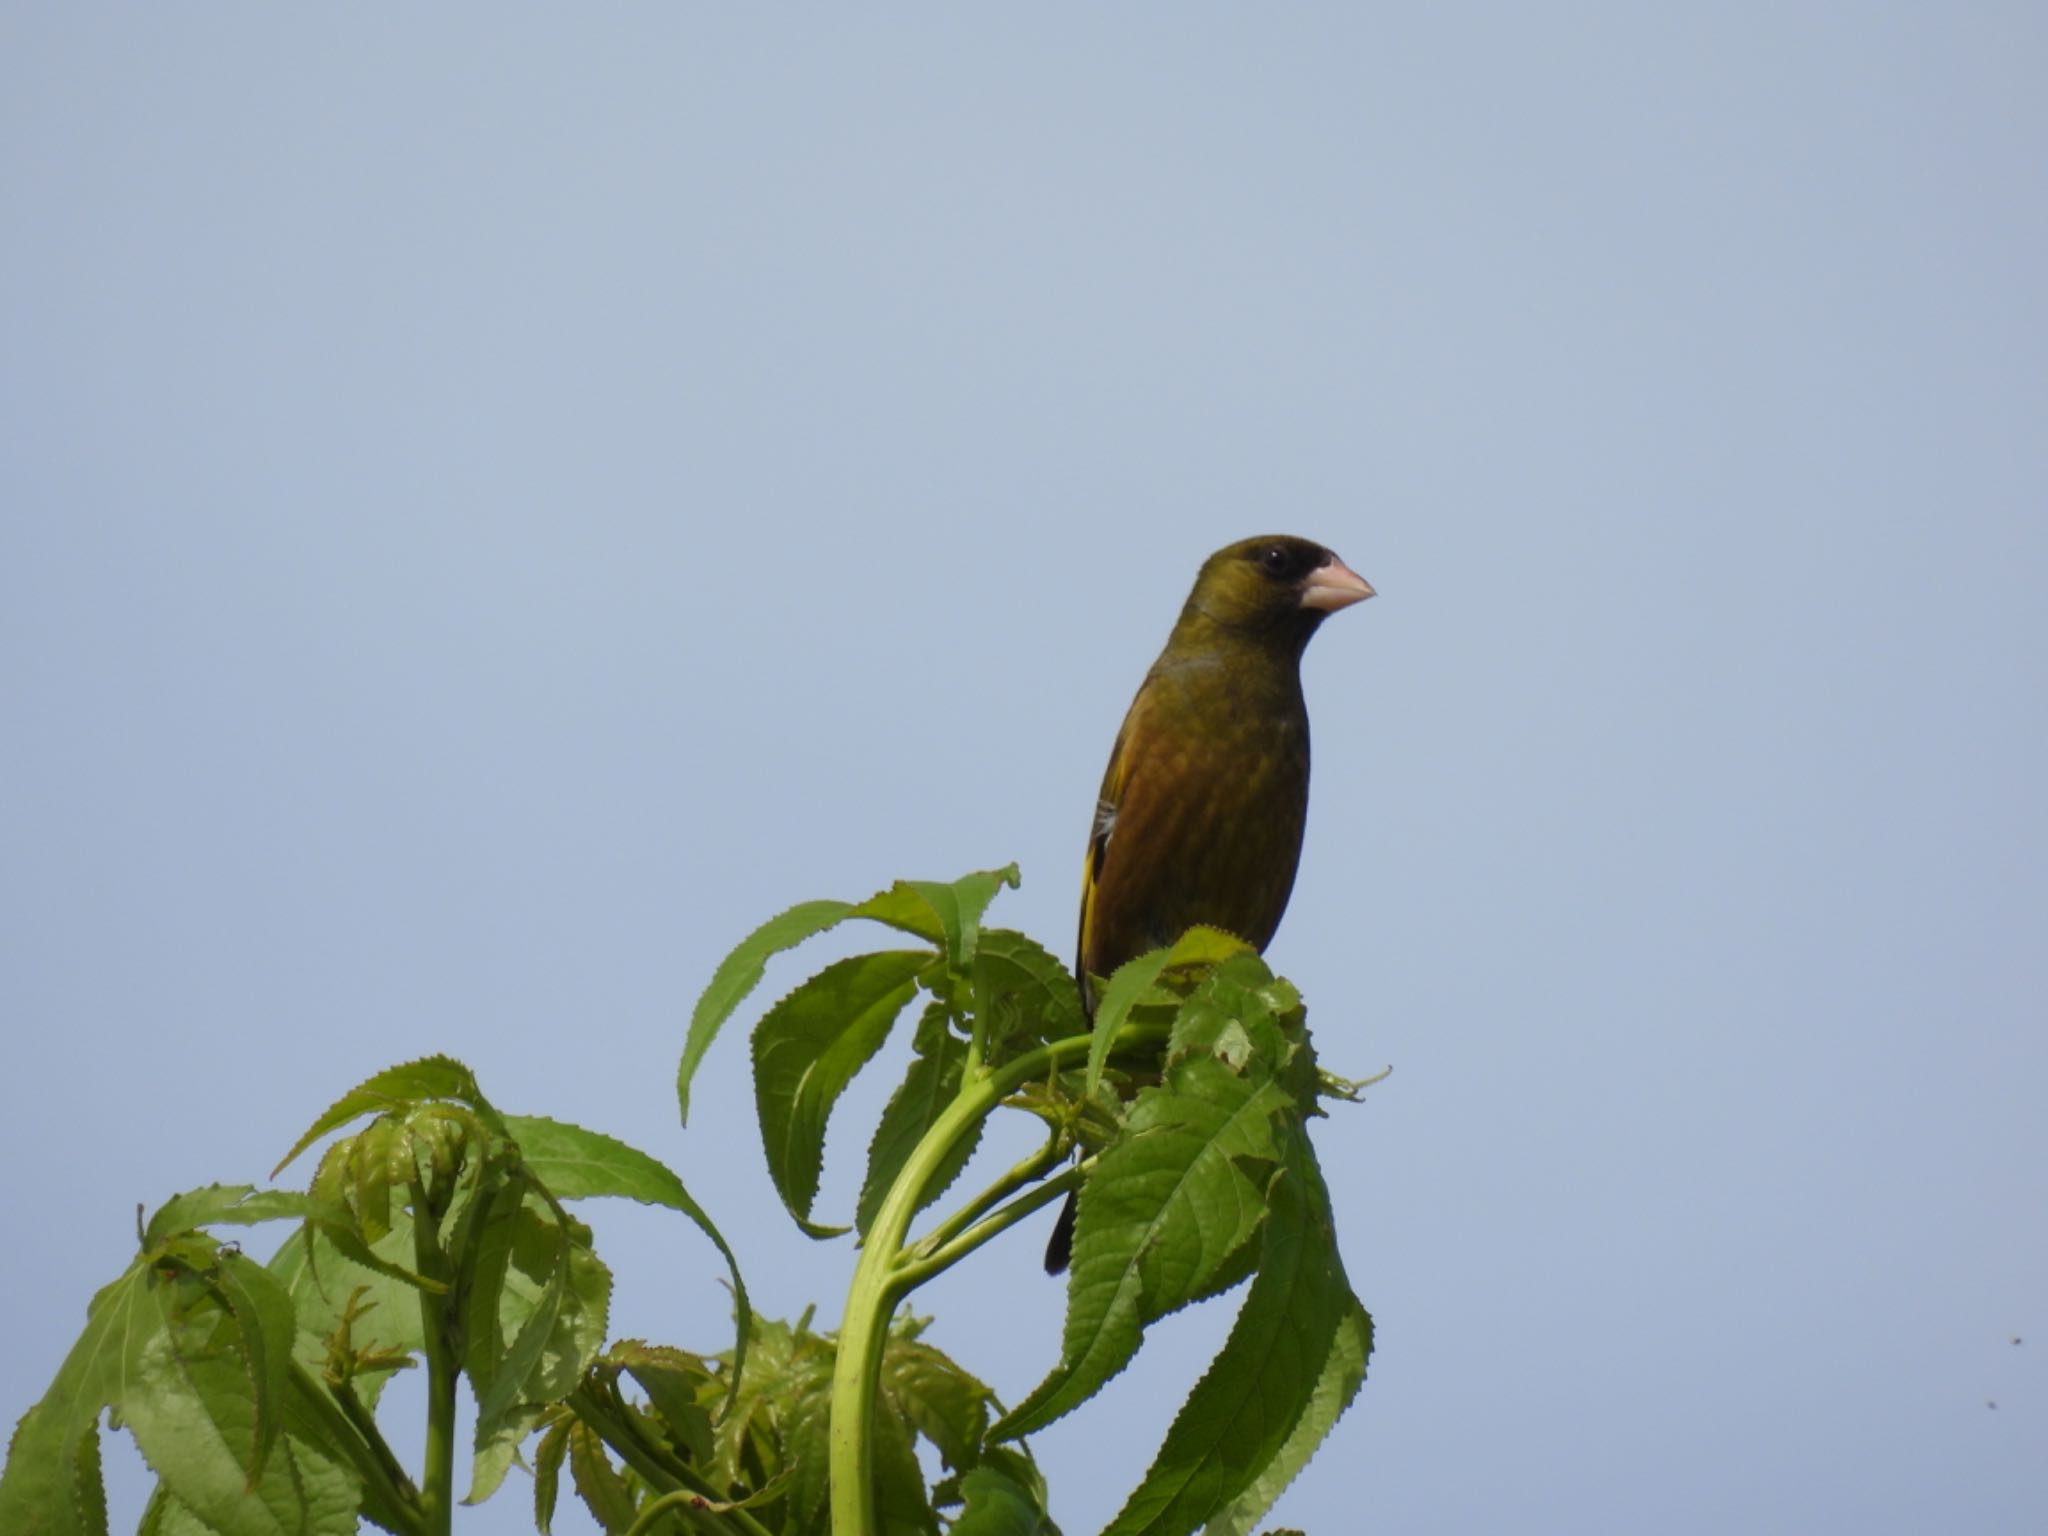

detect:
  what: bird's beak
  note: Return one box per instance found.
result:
[1300,556,1375,613]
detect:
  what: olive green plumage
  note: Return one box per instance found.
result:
[1046,534,1373,1271]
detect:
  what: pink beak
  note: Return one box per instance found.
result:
[1300,555,1375,613]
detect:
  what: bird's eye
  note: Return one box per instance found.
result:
[1260,545,1291,575]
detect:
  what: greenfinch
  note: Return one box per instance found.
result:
[1047,534,1373,1272]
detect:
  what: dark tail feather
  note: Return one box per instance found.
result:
[1043,1189,1078,1274]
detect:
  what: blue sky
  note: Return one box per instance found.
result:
[4,7,2044,1533]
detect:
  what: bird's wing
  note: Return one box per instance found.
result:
[1076,687,1150,1015]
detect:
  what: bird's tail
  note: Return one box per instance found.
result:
[1043,1189,1078,1274]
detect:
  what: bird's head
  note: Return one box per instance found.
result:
[1175,535,1375,656]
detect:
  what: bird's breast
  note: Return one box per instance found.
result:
[1082,684,1311,978]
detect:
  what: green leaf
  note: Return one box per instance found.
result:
[872,1385,943,1536]
[1087,928,1255,1094]
[856,1004,981,1238]
[271,1218,427,1379]
[507,1113,703,1210]
[504,1112,754,1402]
[679,898,857,1123]
[460,1177,525,1395]
[679,869,1021,1123]
[463,1192,601,1507]
[273,1054,505,1176]
[612,1342,718,1467]
[994,1059,1292,1440]
[137,1484,210,1536]
[532,1417,570,1535]
[688,1311,1005,1532]
[140,1187,325,1249]
[566,1420,637,1533]
[123,1273,359,1536]
[872,1313,1014,1536]
[0,1245,315,1531]
[952,1466,1055,1536]
[896,865,1020,977]
[345,1119,403,1243]
[201,1252,298,1485]
[969,1444,1052,1511]
[843,885,942,944]
[1100,1154,1349,1536]
[974,928,1085,1056]
[465,1419,535,1513]
[475,1199,610,1428]
[781,1375,837,1534]
[294,1148,446,1296]
[1165,956,1287,1076]
[707,1313,834,1523]
[0,1263,154,1536]
[1084,956,1173,1098]
[72,1425,108,1536]
[751,949,929,1235]
[469,1197,600,1507]
[525,1214,614,1406]
[879,1335,994,1474]
[1201,1296,1371,1536]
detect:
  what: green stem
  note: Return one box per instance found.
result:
[618,1485,781,1536]
[829,1031,1114,1536]
[961,996,985,1082]
[411,1181,457,1536]
[908,1129,1066,1260]
[286,1361,423,1536]
[895,1160,1090,1291]
[623,1489,707,1536]
[567,1384,777,1536]
[1317,1062,1393,1101]
[418,1335,457,1536]
[331,1375,421,1517]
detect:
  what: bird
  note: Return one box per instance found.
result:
[1045,534,1374,1272]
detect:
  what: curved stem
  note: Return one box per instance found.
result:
[895,1159,1089,1292]
[622,1489,707,1536]
[908,1129,1065,1261]
[829,1029,1140,1536]
[1317,1062,1393,1101]
[618,1483,782,1536]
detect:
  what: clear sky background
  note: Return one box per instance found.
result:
[4,7,2044,1534]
